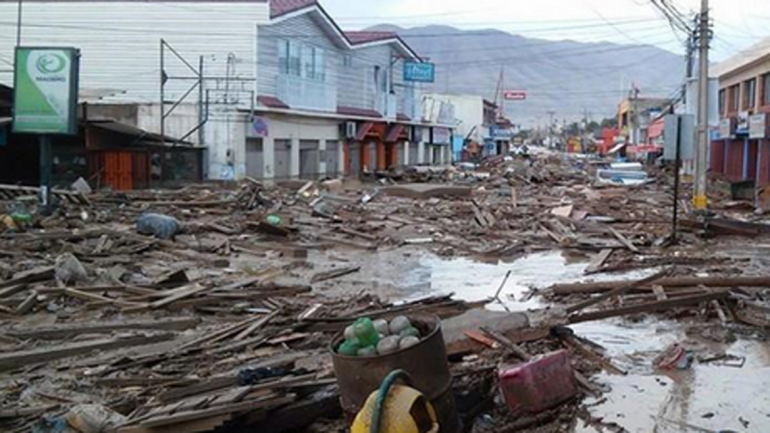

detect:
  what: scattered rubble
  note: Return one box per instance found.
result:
[1,148,770,432]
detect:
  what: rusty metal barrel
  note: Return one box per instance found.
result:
[330,315,460,433]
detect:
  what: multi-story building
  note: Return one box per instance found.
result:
[423,93,512,160]
[0,0,453,187]
[617,94,669,146]
[711,37,770,185]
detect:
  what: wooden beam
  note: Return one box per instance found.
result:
[15,291,37,315]
[584,249,614,275]
[550,276,770,295]
[569,291,729,324]
[137,395,294,428]
[566,268,670,314]
[0,334,175,371]
[0,267,54,290]
[233,310,279,341]
[7,318,198,340]
[608,227,639,253]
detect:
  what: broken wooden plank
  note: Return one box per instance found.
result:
[566,268,671,314]
[584,249,613,275]
[63,287,143,307]
[550,205,574,218]
[8,318,198,340]
[318,234,377,250]
[233,310,279,341]
[0,267,54,290]
[711,300,728,325]
[0,284,28,299]
[252,221,293,237]
[556,331,627,375]
[608,227,639,253]
[153,269,191,287]
[15,291,37,315]
[310,266,360,283]
[95,376,199,388]
[568,291,730,324]
[0,334,175,371]
[133,277,261,312]
[652,285,668,301]
[337,227,379,242]
[550,276,770,295]
[138,394,294,428]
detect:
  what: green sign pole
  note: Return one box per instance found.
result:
[12,47,79,212]
[39,135,52,212]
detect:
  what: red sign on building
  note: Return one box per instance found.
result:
[503,90,527,101]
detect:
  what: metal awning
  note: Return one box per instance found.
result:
[87,120,193,147]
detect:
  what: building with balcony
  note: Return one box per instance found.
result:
[711,37,770,185]
[0,0,453,187]
[247,0,453,180]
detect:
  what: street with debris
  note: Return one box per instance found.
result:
[1,148,769,432]
[2,0,770,432]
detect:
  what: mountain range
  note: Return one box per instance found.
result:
[372,24,685,128]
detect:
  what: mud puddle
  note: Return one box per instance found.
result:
[401,249,770,432]
[402,250,647,311]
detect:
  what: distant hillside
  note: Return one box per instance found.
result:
[373,24,684,127]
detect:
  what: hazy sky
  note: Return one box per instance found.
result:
[322,0,770,62]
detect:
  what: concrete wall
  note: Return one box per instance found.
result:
[204,110,249,180]
[137,103,202,145]
[246,113,340,180]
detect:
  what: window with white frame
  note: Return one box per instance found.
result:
[278,40,301,77]
[279,39,326,82]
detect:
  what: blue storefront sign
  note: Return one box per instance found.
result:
[489,126,513,141]
[404,61,435,83]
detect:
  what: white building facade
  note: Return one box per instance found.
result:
[0,0,453,182]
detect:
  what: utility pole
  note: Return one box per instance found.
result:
[547,111,555,149]
[693,0,710,211]
[683,21,695,105]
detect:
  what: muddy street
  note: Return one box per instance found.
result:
[1,150,770,433]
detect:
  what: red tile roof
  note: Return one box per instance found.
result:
[344,31,398,45]
[257,95,290,109]
[270,0,317,18]
[386,124,406,143]
[337,106,382,119]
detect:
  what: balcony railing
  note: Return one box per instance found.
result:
[276,75,337,112]
[376,93,398,120]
